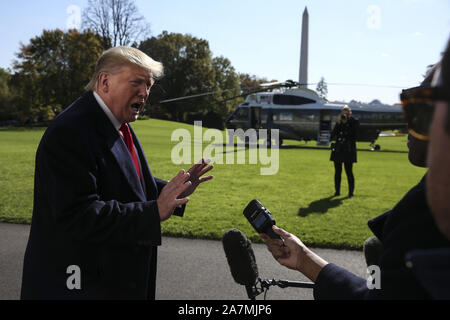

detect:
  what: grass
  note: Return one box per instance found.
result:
[0,120,426,249]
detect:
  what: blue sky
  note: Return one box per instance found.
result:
[0,0,449,104]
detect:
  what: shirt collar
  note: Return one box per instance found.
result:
[93,91,122,131]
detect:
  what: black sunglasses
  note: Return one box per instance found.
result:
[400,86,449,140]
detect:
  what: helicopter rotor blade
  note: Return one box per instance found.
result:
[157,80,299,104]
[158,89,237,104]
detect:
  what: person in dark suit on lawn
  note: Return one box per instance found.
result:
[330,106,359,198]
[20,46,213,300]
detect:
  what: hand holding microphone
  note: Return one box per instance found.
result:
[222,200,319,300]
[260,225,329,283]
[260,226,303,271]
[242,199,322,278]
[242,200,308,272]
[222,227,315,300]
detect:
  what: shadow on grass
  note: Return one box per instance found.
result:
[298,196,346,217]
[280,144,408,154]
[212,143,407,154]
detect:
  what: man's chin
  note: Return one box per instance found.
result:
[127,114,139,123]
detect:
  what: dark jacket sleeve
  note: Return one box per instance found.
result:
[313,262,430,300]
[314,177,449,300]
[39,124,161,246]
[314,264,368,300]
[406,249,450,299]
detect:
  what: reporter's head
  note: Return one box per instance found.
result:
[405,66,440,168]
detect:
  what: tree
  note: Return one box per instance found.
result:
[316,77,328,100]
[211,56,241,118]
[0,68,14,121]
[139,31,240,125]
[82,0,150,49]
[11,29,104,122]
[239,73,275,89]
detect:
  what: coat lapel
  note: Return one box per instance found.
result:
[109,137,147,201]
[86,92,147,202]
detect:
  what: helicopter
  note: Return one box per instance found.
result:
[159,79,407,150]
[223,80,407,150]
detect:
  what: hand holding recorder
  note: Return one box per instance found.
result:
[245,199,328,283]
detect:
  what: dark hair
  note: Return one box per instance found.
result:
[441,39,450,133]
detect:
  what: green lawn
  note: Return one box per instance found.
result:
[0,120,426,249]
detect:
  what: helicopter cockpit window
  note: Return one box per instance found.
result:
[259,95,273,104]
[246,94,257,102]
[234,107,249,121]
[273,94,316,105]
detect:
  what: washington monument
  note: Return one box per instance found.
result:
[299,7,309,88]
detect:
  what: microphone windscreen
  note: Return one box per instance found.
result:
[222,229,259,286]
[363,236,382,267]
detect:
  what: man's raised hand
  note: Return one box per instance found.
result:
[157,170,192,221]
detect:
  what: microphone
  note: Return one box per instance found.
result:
[363,236,382,267]
[222,229,261,299]
[222,229,315,300]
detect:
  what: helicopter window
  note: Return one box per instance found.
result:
[280,112,293,121]
[273,94,316,105]
[234,107,249,120]
[293,110,319,121]
[272,111,293,121]
[259,95,273,104]
[359,112,372,121]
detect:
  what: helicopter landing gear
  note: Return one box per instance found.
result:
[370,142,381,151]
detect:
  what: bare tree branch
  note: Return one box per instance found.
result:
[82,0,150,48]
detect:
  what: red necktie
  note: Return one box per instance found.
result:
[119,123,141,181]
[120,124,152,259]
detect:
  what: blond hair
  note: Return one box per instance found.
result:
[85,46,164,91]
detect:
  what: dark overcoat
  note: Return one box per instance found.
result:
[330,117,359,163]
[21,91,184,299]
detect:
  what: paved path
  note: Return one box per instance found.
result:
[0,222,367,300]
